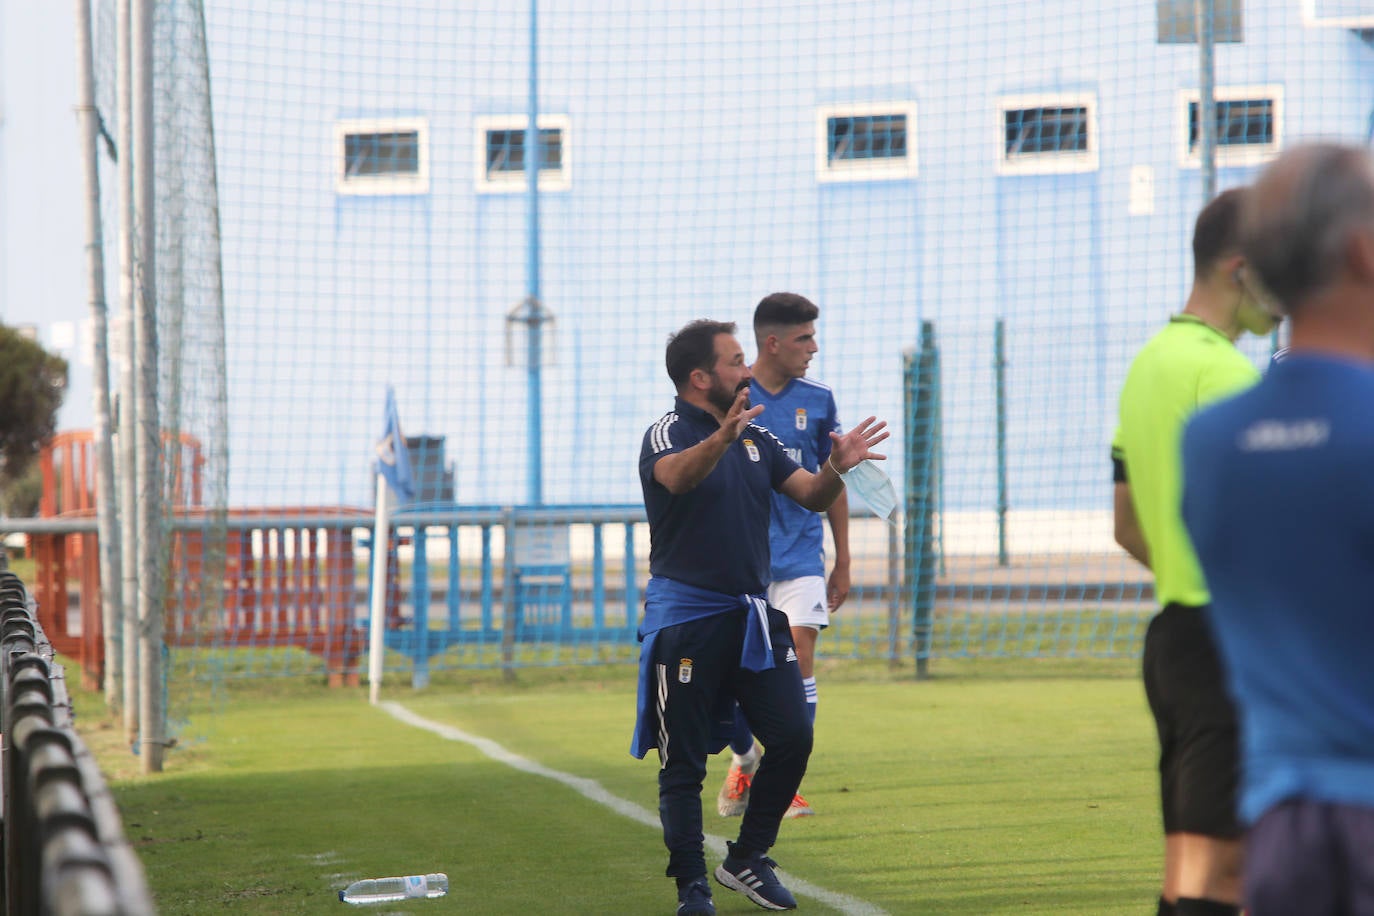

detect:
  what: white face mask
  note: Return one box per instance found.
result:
[840,459,899,528]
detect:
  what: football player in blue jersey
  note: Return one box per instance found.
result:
[717,293,848,821]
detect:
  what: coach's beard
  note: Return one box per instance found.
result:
[707,378,751,414]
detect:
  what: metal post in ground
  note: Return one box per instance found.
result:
[74,0,124,709]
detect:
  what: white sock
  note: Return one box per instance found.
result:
[733,743,760,769]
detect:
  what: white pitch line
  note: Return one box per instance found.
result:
[382,702,889,916]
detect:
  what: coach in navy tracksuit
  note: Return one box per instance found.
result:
[633,318,888,915]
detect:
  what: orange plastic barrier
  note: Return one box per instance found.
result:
[31,431,372,687]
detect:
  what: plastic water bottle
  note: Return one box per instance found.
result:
[339,873,448,904]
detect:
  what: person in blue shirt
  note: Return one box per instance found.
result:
[718,293,848,821]
[1182,141,1374,916]
[635,319,888,916]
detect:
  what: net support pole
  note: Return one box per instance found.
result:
[74,0,124,709]
[1196,0,1217,200]
[904,324,939,680]
[367,475,391,705]
[133,0,164,775]
[524,0,544,507]
[116,0,140,744]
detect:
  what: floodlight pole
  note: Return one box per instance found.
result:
[1196,0,1217,200]
[525,0,544,506]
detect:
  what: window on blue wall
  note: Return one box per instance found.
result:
[1157,0,1242,43]
[814,102,918,182]
[995,94,1098,175]
[1179,86,1282,167]
[829,115,907,163]
[476,115,572,193]
[346,132,419,176]
[334,118,429,195]
[486,129,562,176]
[1188,99,1273,148]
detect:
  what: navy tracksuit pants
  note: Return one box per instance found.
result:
[651,604,812,879]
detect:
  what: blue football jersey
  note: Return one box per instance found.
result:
[749,377,842,581]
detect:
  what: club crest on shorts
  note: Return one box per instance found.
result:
[678,658,693,683]
[795,408,807,430]
[742,438,760,462]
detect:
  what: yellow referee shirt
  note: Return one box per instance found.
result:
[1112,315,1260,607]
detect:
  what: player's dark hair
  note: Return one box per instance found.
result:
[1242,143,1374,315]
[1192,186,1248,280]
[666,319,737,391]
[753,292,820,343]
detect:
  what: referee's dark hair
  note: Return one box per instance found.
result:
[666,319,737,391]
[1241,142,1374,316]
[1192,186,1248,281]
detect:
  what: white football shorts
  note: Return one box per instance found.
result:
[766,575,829,630]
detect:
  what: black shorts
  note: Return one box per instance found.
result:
[1142,602,1241,838]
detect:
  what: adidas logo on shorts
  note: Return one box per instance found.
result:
[785,647,798,663]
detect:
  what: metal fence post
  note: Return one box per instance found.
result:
[904,322,940,679]
[501,507,517,680]
[995,317,1009,566]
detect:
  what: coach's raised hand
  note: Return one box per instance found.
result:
[720,387,765,441]
[827,416,889,473]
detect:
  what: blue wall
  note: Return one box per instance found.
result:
[197,1,1374,509]
[8,1,1373,512]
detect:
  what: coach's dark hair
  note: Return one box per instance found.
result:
[753,292,819,342]
[1192,187,1248,280]
[666,319,737,391]
[1242,143,1374,315]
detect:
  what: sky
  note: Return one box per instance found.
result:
[1,0,94,432]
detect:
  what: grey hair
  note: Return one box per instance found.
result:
[1242,143,1374,313]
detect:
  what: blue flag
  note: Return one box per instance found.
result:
[375,386,415,502]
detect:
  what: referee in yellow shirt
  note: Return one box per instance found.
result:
[1112,187,1281,916]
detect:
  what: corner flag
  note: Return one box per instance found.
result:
[368,385,414,704]
[375,386,415,502]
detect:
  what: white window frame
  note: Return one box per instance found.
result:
[814,101,918,183]
[475,114,572,193]
[334,117,430,196]
[995,93,1099,176]
[1177,85,1284,168]
[1300,0,1374,29]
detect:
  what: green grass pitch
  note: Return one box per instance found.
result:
[71,659,1161,914]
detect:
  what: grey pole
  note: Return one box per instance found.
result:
[132,0,164,773]
[1195,0,1217,200]
[116,0,140,743]
[74,0,124,710]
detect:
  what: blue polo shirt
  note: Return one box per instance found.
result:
[639,396,800,595]
[1182,354,1374,823]
[750,376,841,581]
